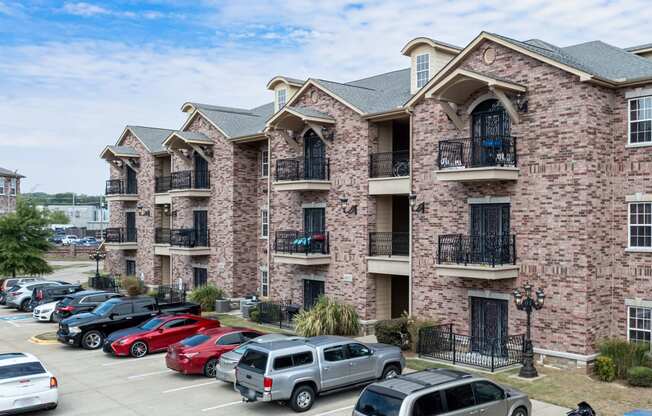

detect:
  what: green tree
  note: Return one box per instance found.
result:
[0,199,53,277]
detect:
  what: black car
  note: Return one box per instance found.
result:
[53,290,121,321]
[28,284,83,311]
[57,296,201,349]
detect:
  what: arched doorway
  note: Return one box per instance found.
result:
[470,99,512,167]
[303,130,326,180]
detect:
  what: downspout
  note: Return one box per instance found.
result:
[266,134,272,298]
[406,106,414,317]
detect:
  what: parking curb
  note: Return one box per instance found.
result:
[29,335,59,345]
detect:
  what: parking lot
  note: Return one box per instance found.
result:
[0,306,363,416]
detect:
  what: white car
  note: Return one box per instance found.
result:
[5,281,64,312]
[0,353,58,414]
[32,301,59,322]
[61,235,78,245]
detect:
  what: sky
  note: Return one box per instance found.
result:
[1,0,652,194]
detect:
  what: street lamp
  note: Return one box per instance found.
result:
[89,248,106,279]
[512,282,545,378]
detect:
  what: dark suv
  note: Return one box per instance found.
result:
[53,290,121,321]
[28,284,83,311]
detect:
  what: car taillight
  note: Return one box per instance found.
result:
[58,306,74,312]
[36,291,43,300]
[263,377,273,392]
[50,377,58,389]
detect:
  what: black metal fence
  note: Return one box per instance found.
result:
[369,232,409,256]
[104,227,137,243]
[88,276,118,292]
[437,234,516,266]
[418,324,524,372]
[275,157,330,181]
[257,301,300,329]
[105,179,138,195]
[369,151,409,178]
[155,284,187,304]
[274,231,329,255]
[155,228,171,244]
[155,176,172,193]
[170,170,210,190]
[170,228,209,247]
[438,136,517,169]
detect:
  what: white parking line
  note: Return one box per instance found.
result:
[201,400,242,412]
[162,380,219,394]
[313,406,355,416]
[102,355,162,366]
[5,320,21,328]
[127,369,173,380]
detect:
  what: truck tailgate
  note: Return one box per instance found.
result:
[235,349,268,398]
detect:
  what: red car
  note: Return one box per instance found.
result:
[166,327,262,377]
[103,314,220,358]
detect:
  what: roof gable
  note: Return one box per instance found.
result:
[117,126,175,154]
[182,102,274,139]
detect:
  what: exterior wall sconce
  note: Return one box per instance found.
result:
[339,197,358,215]
[409,193,425,213]
[321,126,335,141]
[515,94,528,113]
[136,203,150,217]
[162,204,171,216]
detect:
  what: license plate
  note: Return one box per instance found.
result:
[15,397,40,407]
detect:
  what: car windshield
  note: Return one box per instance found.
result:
[355,389,403,416]
[0,362,46,380]
[181,334,211,347]
[92,300,117,316]
[233,340,253,354]
[239,349,268,372]
[139,318,164,330]
[59,296,74,306]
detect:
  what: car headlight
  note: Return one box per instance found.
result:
[68,326,81,334]
[117,339,129,345]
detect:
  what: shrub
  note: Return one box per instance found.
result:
[599,338,650,378]
[121,276,144,297]
[188,285,225,312]
[249,308,261,323]
[593,355,616,382]
[405,315,438,352]
[627,366,652,387]
[375,317,409,349]
[294,296,360,337]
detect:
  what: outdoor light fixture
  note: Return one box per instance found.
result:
[515,94,528,113]
[339,197,357,215]
[321,126,335,141]
[512,282,545,378]
[162,204,171,216]
[136,203,150,217]
[89,248,106,279]
[409,193,425,213]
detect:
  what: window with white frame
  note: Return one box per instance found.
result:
[416,54,430,88]
[628,306,651,346]
[261,208,269,239]
[9,178,16,195]
[629,202,652,248]
[276,89,287,110]
[260,268,269,297]
[629,96,652,144]
[261,150,269,177]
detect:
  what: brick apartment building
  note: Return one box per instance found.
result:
[101,31,652,365]
[0,166,24,215]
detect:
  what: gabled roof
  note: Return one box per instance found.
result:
[626,43,652,53]
[401,37,463,55]
[287,106,335,122]
[121,126,175,154]
[170,131,212,145]
[267,76,305,89]
[183,102,274,139]
[100,145,139,159]
[0,166,24,178]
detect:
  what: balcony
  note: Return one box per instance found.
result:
[167,170,211,197]
[273,158,330,191]
[273,230,330,265]
[436,234,518,280]
[435,136,519,182]
[154,176,172,204]
[169,228,210,255]
[368,151,410,195]
[367,232,410,276]
[154,228,171,256]
[104,227,137,250]
[105,179,138,202]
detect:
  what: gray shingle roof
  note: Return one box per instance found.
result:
[626,43,652,52]
[106,145,138,157]
[282,76,305,85]
[127,126,175,153]
[172,131,212,144]
[0,166,24,178]
[288,106,335,121]
[190,102,274,139]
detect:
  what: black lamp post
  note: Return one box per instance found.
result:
[512,282,545,378]
[89,248,106,279]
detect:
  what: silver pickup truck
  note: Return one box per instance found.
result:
[235,335,405,412]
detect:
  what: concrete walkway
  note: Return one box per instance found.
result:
[533,399,570,416]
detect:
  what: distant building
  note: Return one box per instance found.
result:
[40,203,109,235]
[0,166,24,215]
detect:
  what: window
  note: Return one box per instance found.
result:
[0,362,46,380]
[9,178,16,195]
[242,332,261,341]
[347,343,371,358]
[416,53,430,88]
[261,209,269,239]
[273,351,314,370]
[112,303,133,316]
[276,88,287,109]
[163,319,188,329]
[273,355,294,370]
[628,306,651,346]
[629,203,652,248]
[261,150,269,177]
[323,345,347,362]
[0,179,4,195]
[444,383,475,412]
[473,381,504,404]
[126,260,136,276]
[355,389,403,416]
[217,332,243,345]
[413,391,444,416]
[629,96,652,144]
[193,267,208,288]
[239,349,268,372]
[260,268,269,297]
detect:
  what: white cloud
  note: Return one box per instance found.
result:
[62,2,110,17]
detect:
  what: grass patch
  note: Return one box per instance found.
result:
[407,358,652,416]
[209,313,294,335]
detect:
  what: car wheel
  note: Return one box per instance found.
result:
[81,330,104,350]
[204,358,218,378]
[381,364,401,380]
[512,407,528,416]
[130,341,148,358]
[19,299,30,312]
[290,384,315,412]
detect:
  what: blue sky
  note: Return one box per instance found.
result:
[1,0,651,194]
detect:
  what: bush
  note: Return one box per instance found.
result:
[188,285,225,312]
[593,355,616,382]
[627,366,652,387]
[599,338,650,378]
[250,308,261,323]
[294,296,360,337]
[121,276,144,297]
[375,317,409,349]
[405,315,438,352]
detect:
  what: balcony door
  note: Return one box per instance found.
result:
[470,203,510,264]
[304,130,325,180]
[126,211,136,241]
[126,166,137,194]
[194,154,209,189]
[470,297,508,356]
[193,210,208,246]
[304,207,325,234]
[471,99,510,166]
[303,279,324,310]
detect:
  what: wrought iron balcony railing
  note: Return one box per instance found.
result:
[155,227,171,244]
[104,227,137,243]
[274,230,329,255]
[105,179,137,195]
[275,157,330,181]
[170,228,209,248]
[438,135,517,170]
[170,170,210,190]
[155,176,172,193]
[437,234,516,267]
[369,232,409,256]
[369,151,409,178]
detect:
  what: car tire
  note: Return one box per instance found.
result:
[19,299,30,312]
[381,364,402,380]
[204,358,218,378]
[130,341,148,358]
[290,384,315,412]
[81,330,104,350]
[512,407,528,416]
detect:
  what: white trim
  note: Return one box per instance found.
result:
[467,289,511,301]
[626,193,652,202]
[401,37,462,56]
[415,53,430,89]
[467,196,511,204]
[260,208,269,239]
[628,201,652,250]
[626,142,652,148]
[260,268,269,297]
[190,264,208,269]
[466,92,500,115]
[266,76,304,90]
[300,273,326,282]
[626,304,652,346]
[260,149,269,178]
[626,247,652,253]
[625,88,652,99]
[276,88,287,111]
[628,96,652,146]
[301,202,327,209]
[626,298,652,308]
[532,348,599,364]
